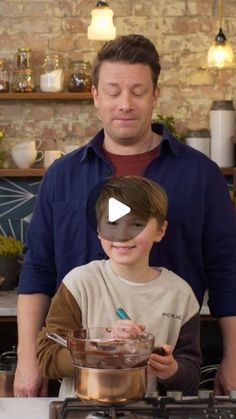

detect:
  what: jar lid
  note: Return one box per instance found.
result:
[13,67,33,74]
[44,53,62,59]
[185,129,210,138]
[18,47,31,52]
[69,60,89,69]
[210,100,235,110]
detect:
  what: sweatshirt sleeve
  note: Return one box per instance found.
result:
[158,312,202,396]
[37,283,82,379]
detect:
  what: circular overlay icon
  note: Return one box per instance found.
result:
[86,180,148,242]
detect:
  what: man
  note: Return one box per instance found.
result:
[14,34,236,397]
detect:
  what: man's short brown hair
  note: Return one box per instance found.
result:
[92,34,161,91]
[96,176,167,227]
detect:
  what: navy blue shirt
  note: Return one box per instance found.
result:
[18,124,236,317]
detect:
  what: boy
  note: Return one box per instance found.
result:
[37,176,201,397]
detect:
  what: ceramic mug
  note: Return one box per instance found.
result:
[12,139,42,150]
[11,147,44,168]
[43,150,65,169]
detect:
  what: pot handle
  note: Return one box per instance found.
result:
[46,332,67,348]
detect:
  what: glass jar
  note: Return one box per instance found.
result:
[17,48,32,68]
[40,54,64,92]
[68,60,92,92]
[12,68,35,93]
[0,59,9,92]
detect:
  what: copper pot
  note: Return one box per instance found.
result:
[47,327,154,404]
[74,365,147,404]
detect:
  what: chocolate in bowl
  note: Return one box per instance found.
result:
[67,327,155,369]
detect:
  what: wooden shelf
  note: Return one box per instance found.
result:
[221,167,235,176]
[0,92,93,100]
[0,168,45,177]
[0,167,234,178]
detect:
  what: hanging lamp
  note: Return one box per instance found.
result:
[87,0,116,41]
[207,0,234,68]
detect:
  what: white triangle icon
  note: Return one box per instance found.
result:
[108,198,131,222]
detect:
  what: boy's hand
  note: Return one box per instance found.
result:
[148,344,178,380]
[111,319,145,339]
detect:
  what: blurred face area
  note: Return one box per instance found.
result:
[98,214,167,270]
[92,61,159,150]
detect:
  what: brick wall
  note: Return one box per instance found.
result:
[0,0,236,152]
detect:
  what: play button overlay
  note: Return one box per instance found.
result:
[86,179,148,242]
[108,198,131,222]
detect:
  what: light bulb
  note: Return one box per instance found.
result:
[88,5,116,41]
[207,27,234,69]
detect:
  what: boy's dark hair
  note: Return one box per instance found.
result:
[96,176,167,227]
[92,34,161,91]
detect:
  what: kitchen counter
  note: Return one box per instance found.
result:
[0,289,211,317]
[0,397,61,419]
[0,290,17,317]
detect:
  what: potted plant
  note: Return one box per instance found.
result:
[0,235,23,290]
[152,114,186,141]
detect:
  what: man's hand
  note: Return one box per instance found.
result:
[214,357,236,395]
[215,317,236,395]
[14,357,48,397]
[15,294,51,397]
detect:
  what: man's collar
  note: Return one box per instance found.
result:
[80,129,105,161]
[80,123,181,161]
[151,123,181,156]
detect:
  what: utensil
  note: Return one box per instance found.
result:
[47,328,154,369]
[47,327,155,404]
[116,307,130,319]
[116,308,166,356]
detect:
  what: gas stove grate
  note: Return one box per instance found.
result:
[59,398,160,419]
[50,395,236,419]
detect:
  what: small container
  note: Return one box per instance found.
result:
[210,100,235,167]
[0,347,17,397]
[68,60,92,92]
[17,47,32,68]
[40,54,64,93]
[0,59,9,92]
[185,129,210,157]
[11,67,35,93]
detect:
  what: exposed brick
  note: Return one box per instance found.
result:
[0,0,236,149]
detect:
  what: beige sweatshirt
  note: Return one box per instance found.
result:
[37,260,201,397]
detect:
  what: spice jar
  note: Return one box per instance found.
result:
[0,59,9,93]
[68,60,92,92]
[40,54,64,92]
[11,47,35,93]
[12,68,35,93]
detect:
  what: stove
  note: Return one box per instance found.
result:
[49,391,236,419]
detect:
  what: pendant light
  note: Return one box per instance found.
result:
[207,0,234,69]
[87,0,116,41]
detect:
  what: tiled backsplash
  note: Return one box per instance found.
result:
[0,177,41,242]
